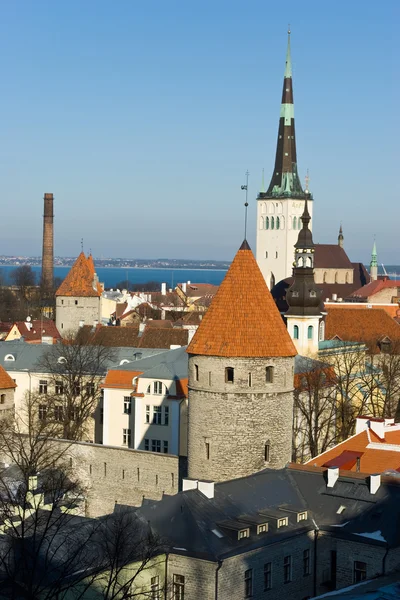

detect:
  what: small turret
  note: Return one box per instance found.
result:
[338,224,344,248]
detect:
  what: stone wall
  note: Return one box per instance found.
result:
[56,296,100,335]
[187,355,294,481]
[0,439,180,518]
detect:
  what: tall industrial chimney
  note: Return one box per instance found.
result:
[41,193,54,292]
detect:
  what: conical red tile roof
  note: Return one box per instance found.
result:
[187,242,297,357]
[56,252,101,298]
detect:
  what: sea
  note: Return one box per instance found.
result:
[0,266,227,289]
[1,265,399,290]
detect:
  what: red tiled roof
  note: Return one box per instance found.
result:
[306,428,400,474]
[102,369,142,389]
[325,306,400,346]
[324,303,399,318]
[178,283,219,298]
[138,327,188,349]
[7,318,61,343]
[56,253,102,298]
[351,279,400,299]
[145,320,173,329]
[187,242,296,357]
[0,365,16,389]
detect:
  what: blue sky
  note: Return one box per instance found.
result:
[0,1,398,262]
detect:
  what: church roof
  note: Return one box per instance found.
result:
[56,252,102,298]
[313,245,353,269]
[187,242,296,357]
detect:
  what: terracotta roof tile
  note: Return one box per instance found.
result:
[0,365,16,389]
[325,306,400,346]
[6,318,61,342]
[187,242,296,357]
[351,279,400,299]
[56,252,101,298]
[103,369,142,389]
[306,428,400,474]
[77,325,140,347]
[138,327,188,349]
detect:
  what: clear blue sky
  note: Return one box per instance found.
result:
[0,1,398,263]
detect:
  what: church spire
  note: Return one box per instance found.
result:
[338,223,344,248]
[370,238,378,281]
[263,30,305,199]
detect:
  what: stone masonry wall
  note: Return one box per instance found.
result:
[187,355,294,481]
[56,296,100,335]
[0,439,179,518]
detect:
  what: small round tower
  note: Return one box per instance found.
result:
[187,240,297,482]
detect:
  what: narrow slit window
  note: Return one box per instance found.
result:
[266,366,274,383]
[225,367,234,383]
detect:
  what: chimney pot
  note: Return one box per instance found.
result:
[370,474,381,495]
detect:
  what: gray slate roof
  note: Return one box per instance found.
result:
[119,467,400,562]
[0,340,165,374]
[111,346,188,381]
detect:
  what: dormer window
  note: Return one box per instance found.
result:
[298,511,307,522]
[4,354,15,362]
[238,528,249,540]
[257,523,268,534]
[277,517,288,528]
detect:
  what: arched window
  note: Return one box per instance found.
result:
[269,203,275,214]
[264,441,270,462]
[266,366,274,383]
[276,216,280,229]
[265,251,268,258]
[323,272,328,283]
[262,203,266,214]
[319,321,325,341]
[346,271,350,283]
[265,217,269,230]
[308,326,313,340]
[259,217,264,230]
[294,325,299,340]
[270,273,275,289]
[0,395,5,405]
[293,216,297,229]
[335,272,339,284]
[271,217,275,230]
[280,216,285,229]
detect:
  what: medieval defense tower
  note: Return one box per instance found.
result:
[186,240,297,482]
[256,31,313,289]
[41,193,54,292]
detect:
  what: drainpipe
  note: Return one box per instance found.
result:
[215,560,223,600]
[164,552,169,600]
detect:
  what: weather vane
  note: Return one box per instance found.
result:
[241,170,250,240]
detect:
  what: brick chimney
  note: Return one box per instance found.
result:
[41,193,54,292]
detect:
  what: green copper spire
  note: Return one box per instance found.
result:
[285,27,292,78]
[371,239,378,267]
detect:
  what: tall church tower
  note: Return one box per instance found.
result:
[186,240,297,482]
[285,195,322,355]
[256,31,313,289]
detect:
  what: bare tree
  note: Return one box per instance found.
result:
[292,363,337,462]
[0,399,166,598]
[11,265,36,303]
[33,334,116,442]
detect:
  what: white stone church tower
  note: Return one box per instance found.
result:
[256,31,313,289]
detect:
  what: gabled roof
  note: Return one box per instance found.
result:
[178,283,219,298]
[314,244,353,269]
[325,306,400,347]
[102,369,142,389]
[187,242,296,357]
[77,325,140,347]
[56,253,101,298]
[6,319,61,343]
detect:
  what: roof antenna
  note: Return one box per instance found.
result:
[241,170,250,240]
